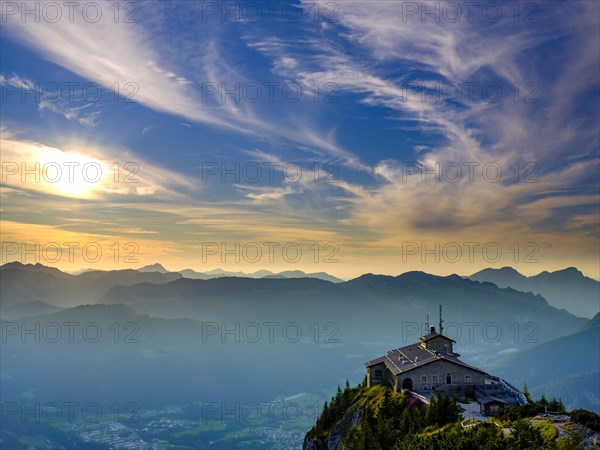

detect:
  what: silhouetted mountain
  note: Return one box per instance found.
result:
[0,263,181,307]
[137,263,169,273]
[98,271,586,369]
[178,268,218,279]
[470,266,527,285]
[493,313,600,412]
[2,265,586,356]
[1,261,70,277]
[204,268,246,276]
[277,270,344,283]
[469,267,600,318]
[250,269,277,278]
[2,264,597,434]
[177,267,344,282]
[67,267,97,275]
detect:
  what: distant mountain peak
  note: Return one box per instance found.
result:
[498,266,522,273]
[0,261,68,277]
[138,263,169,273]
[1,261,25,269]
[550,267,583,276]
[397,270,429,277]
[470,266,525,277]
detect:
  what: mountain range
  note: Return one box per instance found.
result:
[1,262,597,413]
[469,266,599,318]
[139,263,345,283]
[2,262,587,359]
[0,262,182,308]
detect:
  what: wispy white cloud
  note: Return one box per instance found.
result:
[0,73,35,90]
[38,99,101,126]
[1,4,366,168]
[1,4,232,130]
[237,185,295,204]
[242,0,599,271]
[2,71,104,126]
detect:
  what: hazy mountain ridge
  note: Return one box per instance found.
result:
[0,261,71,277]
[0,262,182,308]
[493,313,600,413]
[0,300,64,319]
[96,270,586,355]
[3,263,584,346]
[1,263,598,434]
[177,266,345,283]
[0,302,347,409]
[83,262,345,282]
[469,266,600,318]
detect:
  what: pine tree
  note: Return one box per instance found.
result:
[522,383,533,403]
[320,400,330,431]
[425,392,438,426]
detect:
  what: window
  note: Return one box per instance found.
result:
[420,375,427,382]
[374,370,383,377]
[432,375,439,382]
[465,375,472,382]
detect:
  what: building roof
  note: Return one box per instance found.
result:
[419,331,456,343]
[478,396,508,405]
[365,337,487,376]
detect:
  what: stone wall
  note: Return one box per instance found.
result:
[394,360,485,391]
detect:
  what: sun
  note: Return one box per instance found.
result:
[38,149,106,198]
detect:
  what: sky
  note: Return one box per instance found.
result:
[0,1,598,279]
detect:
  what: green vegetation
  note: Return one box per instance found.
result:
[304,384,598,450]
[307,381,460,449]
[570,408,600,432]
[307,380,361,440]
[533,420,558,441]
[497,392,566,421]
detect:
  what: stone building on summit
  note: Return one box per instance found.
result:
[364,307,525,416]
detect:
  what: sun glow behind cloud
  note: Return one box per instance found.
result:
[0,133,197,201]
[2,138,110,199]
[37,148,106,198]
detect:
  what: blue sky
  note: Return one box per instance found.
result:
[1,1,598,278]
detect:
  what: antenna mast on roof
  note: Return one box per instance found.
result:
[439,305,443,335]
[426,313,430,331]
